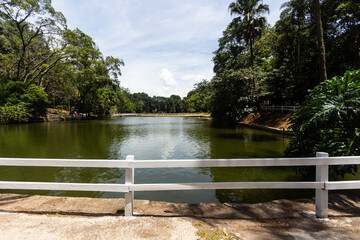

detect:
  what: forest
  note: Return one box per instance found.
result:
[0,0,359,124]
[209,0,359,123]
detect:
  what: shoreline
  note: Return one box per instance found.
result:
[5,111,294,137]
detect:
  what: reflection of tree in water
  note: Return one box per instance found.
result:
[54,167,125,198]
[0,120,131,198]
[0,118,302,201]
[185,122,290,159]
[185,123,304,203]
[0,120,131,159]
[183,119,212,159]
[62,120,131,159]
[51,120,130,197]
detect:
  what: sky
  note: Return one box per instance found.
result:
[52,0,286,97]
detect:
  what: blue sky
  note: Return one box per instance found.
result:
[52,0,286,97]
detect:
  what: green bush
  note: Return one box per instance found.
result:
[0,104,28,124]
[285,70,360,180]
[0,81,50,117]
[22,84,50,116]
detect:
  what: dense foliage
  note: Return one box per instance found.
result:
[209,0,360,124]
[0,104,28,124]
[0,0,132,122]
[286,70,360,179]
[186,80,211,113]
[0,82,49,123]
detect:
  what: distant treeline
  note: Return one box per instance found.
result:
[125,80,210,114]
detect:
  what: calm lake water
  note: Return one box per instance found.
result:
[0,117,315,203]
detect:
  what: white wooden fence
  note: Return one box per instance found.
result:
[261,105,299,113]
[1,152,360,217]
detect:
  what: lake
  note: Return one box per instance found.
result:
[0,117,314,203]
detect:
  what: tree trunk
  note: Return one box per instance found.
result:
[250,38,254,70]
[314,0,327,82]
[250,37,256,103]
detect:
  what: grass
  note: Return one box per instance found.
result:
[196,229,240,240]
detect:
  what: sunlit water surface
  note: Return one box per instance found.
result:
[0,117,330,203]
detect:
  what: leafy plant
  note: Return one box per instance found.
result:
[0,104,28,124]
[22,84,50,116]
[285,69,360,180]
[0,81,49,121]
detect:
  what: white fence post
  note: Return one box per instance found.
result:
[315,152,329,218]
[125,155,134,216]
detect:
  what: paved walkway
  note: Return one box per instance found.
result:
[1,193,360,239]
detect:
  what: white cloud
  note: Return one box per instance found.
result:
[160,68,177,88]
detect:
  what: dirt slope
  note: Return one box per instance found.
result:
[239,112,293,133]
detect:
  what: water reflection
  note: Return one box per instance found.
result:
[0,117,305,203]
[0,120,131,159]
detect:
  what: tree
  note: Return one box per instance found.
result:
[228,0,269,69]
[168,95,183,113]
[186,80,211,112]
[0,0,132,120]
[314,0,327,82]
[272,0,319,103]
[0,0,67,86]
[63,28,124,114]
[210,69,257,124]
[322,0,360,76]
[0,81,49,123]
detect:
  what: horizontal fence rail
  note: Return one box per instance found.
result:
[261,105,299,113]
[0,153,360,217]
[1,156,359,168]
[0,182,128,192]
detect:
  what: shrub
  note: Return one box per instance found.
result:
[22,84,50,116]
[285,70,360,180]
[0,104,28,124]
[0,81,50,117]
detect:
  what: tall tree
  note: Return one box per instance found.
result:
[228,0,269,69]
[0,0,67,86]
[314,0,327,82]
[63,28,124,114]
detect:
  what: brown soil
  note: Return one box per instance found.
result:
[239,112,293,133]
[1,193,360,239]
[47,108,70,115]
